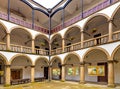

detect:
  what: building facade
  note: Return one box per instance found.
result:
[0,0,119,87]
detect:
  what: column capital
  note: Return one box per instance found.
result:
[32,39,35,41]
[5,65,11,67]
[62,38,65,40]
[61,64,65,66]
[107,19,113,23]
[31,65,35,68]
[7,33,10,35]
[80,61,85,65]
[107,60,114,63]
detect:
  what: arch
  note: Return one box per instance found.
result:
[111,45,120,60]
[50,56,62,65]
[0,53,8,65]
[111,4,120,19]
[0,21,8,33]
[35,57,49,65]
[34,33,49,41]
[82,13,110,30]
[51,33,62,43]
[63,25,81,38]
[9,54,33,65]
[63,52,81,64]
[83,47,110,61]
[9,26,32,38]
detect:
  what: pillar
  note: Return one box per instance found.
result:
[5,65,11,86]
[81,31,84,48]
[108,60,115,87]
[80,62,85,84]
[108,19,113,42]
[6,33,10,50]
[32,39,35,53]
[31,65,35,82]
[62,38,65,52]
[49,66,52,81]
[61,65,65,81]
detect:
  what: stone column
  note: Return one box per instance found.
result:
[49,66,52,81]
[108,19,113,42]
[31,65,35,82]
[62,38,65,52]
[61,65,65,81]
[80,62,85,84]
[32,39,35,53]
[81,31,84,48]
[5,65,11,86]
[6,33,10,50]
[108,60,115,87]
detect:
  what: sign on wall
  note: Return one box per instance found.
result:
[67,67,79,76]
[88,66,105,76]
[52,68,60,76]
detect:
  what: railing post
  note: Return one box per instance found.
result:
[108,19,113,42]
[6,33,10,50]
[32,39,35,53]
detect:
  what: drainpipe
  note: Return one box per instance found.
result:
[81,0,83,18]
[8,0,10,20]
[48,9,52,82]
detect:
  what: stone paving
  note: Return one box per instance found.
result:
[0,81,120,89]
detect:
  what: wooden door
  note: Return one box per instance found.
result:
[11,69,22,80]
[98,62,108,82]
[44,67,48,79]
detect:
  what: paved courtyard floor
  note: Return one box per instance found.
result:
[0,81,120,89]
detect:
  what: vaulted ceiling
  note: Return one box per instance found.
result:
[0,0,104,29]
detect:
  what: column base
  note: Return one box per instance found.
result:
[108,84,116,88]
[4,84,11,87]
[80,81,85,84]
[61,79,65,82]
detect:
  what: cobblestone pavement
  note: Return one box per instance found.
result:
[0,81,120,89]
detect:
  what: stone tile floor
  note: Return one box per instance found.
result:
[0,81,120,89]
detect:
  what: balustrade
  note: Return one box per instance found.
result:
[83,34,109,48]
[113,31,120,41]
[10,44,32,53]
[0,42,6,50]
[35,48,49,56]
[51,48,62,55]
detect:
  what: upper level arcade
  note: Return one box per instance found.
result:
[0,0,119,56]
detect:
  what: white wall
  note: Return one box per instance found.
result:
[114,62,120,84]
[85,65,97,82]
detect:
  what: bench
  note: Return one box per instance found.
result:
[35,77,45,82]
[11,78,30,85]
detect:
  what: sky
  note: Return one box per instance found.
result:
[33,0,62,8]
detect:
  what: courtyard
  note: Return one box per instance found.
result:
[0,81,120,89]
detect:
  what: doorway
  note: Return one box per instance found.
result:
[94,33,101,44]
[97,62,108,82]
[11,69,22,80]
[44,67,48,79]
